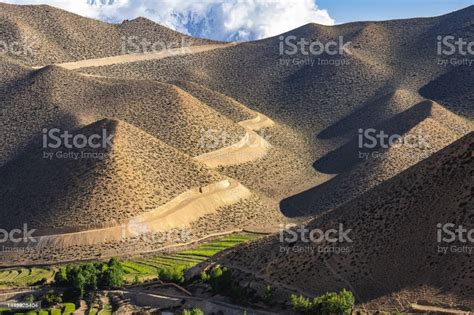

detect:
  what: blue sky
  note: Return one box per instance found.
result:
[2,0,473,41]
[318,0,474,24]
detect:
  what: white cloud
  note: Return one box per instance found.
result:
[2,0,334,41]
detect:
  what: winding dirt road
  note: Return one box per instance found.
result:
[194,113,274,168]
[23,45,277,256]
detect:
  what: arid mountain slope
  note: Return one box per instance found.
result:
[0,4,473,283]
[222,132,474,310]
[0,65,247,166]
[0,2,214,65]
[77,6,473,211]
[80,5,474,140]
[0,118,221,231]
[282,100,472,216]
[170,80,255,122]
[420,66,474,117]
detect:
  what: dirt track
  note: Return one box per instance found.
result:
[195,113,275,168]
[27,179,250,248]
[33,43,236,70]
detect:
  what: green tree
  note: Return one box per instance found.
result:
[314,289,354,315]
[182,308,204,315]
[209,266,232,293]
[290,289,355,315]
[290,294,314,314]
[69,267,86,298]
[100,267,123,289]
[100,258,124,289]
[53,268,67,285]
[80,263,99,291]
[42,290,62,307]
[107,257,121,269]
[199,271,210,282]
[158,267,184,284]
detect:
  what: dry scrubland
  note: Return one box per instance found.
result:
[0,119,220,231]
[79,6,474,215]
[0,65,247,165]
[282,100,473,216]
[0,195,280,266]
[0,2,214,65]
[0,3,473,310]
[221,132,474,310]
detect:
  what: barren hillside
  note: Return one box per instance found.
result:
[0,118,221,231]
[78,6,474,211]
[0,4,472,309]
[0,65,247,166]
[0,2,214,65]
[222,132,474,310]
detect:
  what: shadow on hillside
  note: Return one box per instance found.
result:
[0,118,117,233]
[419,66,474,118]
[317,90,410,140]
[313,100,434,174]
[281,101,439,217]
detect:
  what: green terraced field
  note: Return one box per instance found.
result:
[0,233,259,286]
[0,304,76,315]
[123,233,258,281]
[0,268,54,287]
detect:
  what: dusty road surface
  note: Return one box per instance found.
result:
[34,43,236,70]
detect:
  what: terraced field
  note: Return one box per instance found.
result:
[122,234,258,281]
[0,268,54,287]
[0,234,259,286]
[0,304,76,315]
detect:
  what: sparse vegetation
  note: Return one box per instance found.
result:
[263,285,274,304]
[158,266,185,284]
[290,289,355,315]
[182,308,204,315]
[207,266,232,293]
[42,290,62,307]
[199,265,254,303]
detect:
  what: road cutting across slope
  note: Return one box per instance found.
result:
[32,43,236,70]
[11,112,275,249]
[194,113,275,168]
[27,178,250,248]
[410,304,470,314]
[32,43,275,169]
[238,113,275,131]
